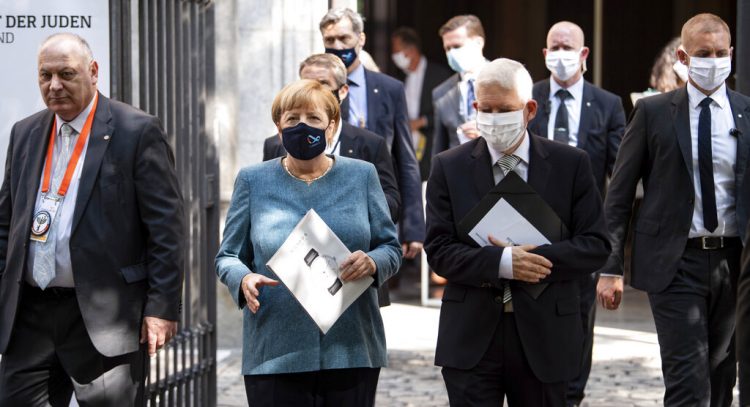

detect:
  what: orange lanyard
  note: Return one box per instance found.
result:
[41,94,98,197]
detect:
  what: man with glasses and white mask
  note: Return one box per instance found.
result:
[425,58,610,406]
[431,15,490,157]
[598,13,750,407]
[526,21,626,407]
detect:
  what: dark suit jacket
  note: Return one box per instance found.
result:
[345,69,424,243]
[740,217,750,402]
[431,73,461,158]
[0,94,184,357]
[602,87,750,293]
[394,61,452,180]
[425,135,610,383]
[528,78,626,197]
[262,122,401,223]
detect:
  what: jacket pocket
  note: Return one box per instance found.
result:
[121,263,148,283]
[634,217,659,236]
[556,296,579,316]
[442,285,467,303]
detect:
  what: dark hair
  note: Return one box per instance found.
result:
[392,27,421,52]
[439,15,485,39]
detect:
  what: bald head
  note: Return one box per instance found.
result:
[37,33,98,121]
[680,13,731,53]
[546,21,585,49]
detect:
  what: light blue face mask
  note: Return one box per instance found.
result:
[446,50,463,73]
[445,41,483,74]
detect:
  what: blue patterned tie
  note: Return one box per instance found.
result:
[32,123,74,288]
[466,79,476,120]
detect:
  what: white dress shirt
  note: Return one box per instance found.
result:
[26,96,95,287]
[483,133,531,280]
[547,76,584,147]
[404,56,426,121]
[325,118,344,156]
[686,82,738,237]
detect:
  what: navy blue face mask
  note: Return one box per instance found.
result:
[325,47,357,68]
[282,122,327,160]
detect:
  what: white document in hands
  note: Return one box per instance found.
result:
[468,198,551,247]
[266,209,374,334]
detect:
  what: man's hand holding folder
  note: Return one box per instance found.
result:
[487,237,552,283]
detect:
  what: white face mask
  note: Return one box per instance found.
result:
[672,60,689,82]
[477,109,526,152]
[688,56,731,91]
[545,50,581,81]
[391,51,411,72]
[446,40,484,74]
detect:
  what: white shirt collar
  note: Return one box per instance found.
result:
[55,93,98,135]
[687,81,728,110]
[459,59,489,82]
[487,130,531,165]
[549,76,584,101]
[326,117,344,154]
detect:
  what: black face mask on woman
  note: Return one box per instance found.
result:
[282,122,327,160]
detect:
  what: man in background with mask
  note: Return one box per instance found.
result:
[526,21,626,407]
[431,15,489,157]
[319,7,425,264]
[598,13,750,406]
[425,58,610,406]
[391,27,452,179]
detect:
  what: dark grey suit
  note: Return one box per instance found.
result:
[431,74,461,157]
[603,86,750,406]
[0,94,184,405]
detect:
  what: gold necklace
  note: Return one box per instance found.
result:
[283,157,333,184]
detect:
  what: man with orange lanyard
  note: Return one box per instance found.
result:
[0,33,184,405]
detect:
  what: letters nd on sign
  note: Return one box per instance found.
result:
[2,15,92,29]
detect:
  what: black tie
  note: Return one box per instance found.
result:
[698,97,718,232]
[554,89,571,144]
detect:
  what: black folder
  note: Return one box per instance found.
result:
[457,172,569,299]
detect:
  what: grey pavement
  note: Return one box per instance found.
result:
[216,286,741,406]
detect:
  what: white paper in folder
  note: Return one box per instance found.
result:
[468,198,551,247]
[266,209,373,334]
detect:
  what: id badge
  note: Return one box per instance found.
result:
[30,195,62,243]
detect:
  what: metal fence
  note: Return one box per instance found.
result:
[110,0,218,405]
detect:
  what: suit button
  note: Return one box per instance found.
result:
[494,295,503,304]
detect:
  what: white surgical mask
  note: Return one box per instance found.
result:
[688,56,731,91]
[672,60,689,82]
[391,51,411,72]
[446,40,484,74]
[477,110,526,152]
[545,50,581,81]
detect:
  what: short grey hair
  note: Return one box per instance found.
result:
[40,32,94,62]
[319,8,364,35]
[299,53,348,88]
[476,58,533,103]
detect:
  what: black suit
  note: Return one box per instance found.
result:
[425,135,610,405]
[528,78,625,404]
[0,94,184,405]
[603,86,750,406]
[394,61,452,179]
[343,69,424,243]
[263,122,400,307]
[740,218,750,405]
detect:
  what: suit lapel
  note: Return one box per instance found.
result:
[470,138,495,199]
[728,90,750,185]
[25,112,55,214]
[72,94,114,233]
[339,128,357,158]
[527,134,551,198]
[671,88,694,181]
[535,79,551,138]
[364,69,380,130]
[577,82,596,148]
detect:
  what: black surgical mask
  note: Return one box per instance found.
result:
[282,122,327,160]
[326,47,357,68]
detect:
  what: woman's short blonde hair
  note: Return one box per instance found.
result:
[271,79,340,125]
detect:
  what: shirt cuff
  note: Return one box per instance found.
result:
[599,273,623,278]
[499,247,514,280]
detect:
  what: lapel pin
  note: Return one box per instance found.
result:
[348,149,354,154]
[104,135,110,140]
[374,88,379,94]
[586,102,591,107]
[739,114,743,118]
